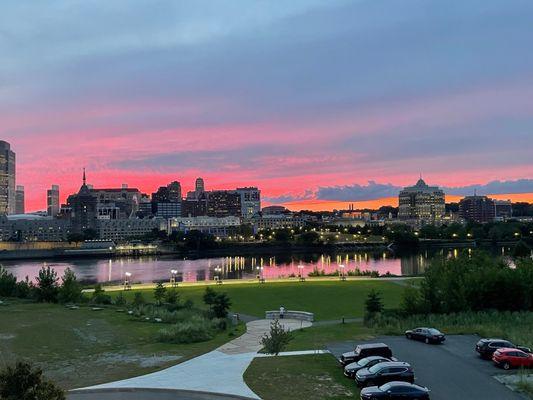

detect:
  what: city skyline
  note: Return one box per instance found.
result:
[2,1,533,211]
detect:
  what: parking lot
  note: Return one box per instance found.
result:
[328,335,525,400]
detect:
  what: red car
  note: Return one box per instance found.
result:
[492,348,533,370]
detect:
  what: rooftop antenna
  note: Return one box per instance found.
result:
[83,167,86,185]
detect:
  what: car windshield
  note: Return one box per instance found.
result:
[428,329,442,335]
[379,382,394,391]
[358,358,374,367]
[368,364,383,373]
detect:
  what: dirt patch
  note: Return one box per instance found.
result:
[95,352,182,368]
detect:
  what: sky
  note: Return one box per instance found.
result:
[1,0,533,211]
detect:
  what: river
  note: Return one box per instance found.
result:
[1,246,514,285]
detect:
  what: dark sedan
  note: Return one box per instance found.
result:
[405,327,445,344]
[355,361,415,388]
[344,356,392,378]
[360,381,430,400]
[476,338,532,360]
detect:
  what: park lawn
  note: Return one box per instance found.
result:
[111,280,405,320]
[0,301,244,390]
[244,354,357,400]
[286,322,375,351]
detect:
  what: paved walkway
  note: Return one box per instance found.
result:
[72,319,311,399]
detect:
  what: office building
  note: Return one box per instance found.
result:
[187,177,206,199]
[236,187,261,219]
[459,195,496,223]
[47,185,60,217]
[494,200,512,221]
[97,218,166,241]
[66,170,98,233]
[0,141,16,215]
[15,185,25,214]
[90,187,142,218]
[152,181,183,219]
[182,196,208,217]
[398,178,445,224]
[0,214,71,241]
[206,190,241,218]
[168,216,240,237]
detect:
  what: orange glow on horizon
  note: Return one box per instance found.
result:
[279,192,533,212]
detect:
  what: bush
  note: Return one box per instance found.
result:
[165,288,180,305]
[14,277,33,299]
[0,361,65,400]
[114,291,127,306]
[91,284,112,305]
[58,268,82,304]
[157,317,217,344]
[154,282,166,305]
[35,267,59,303]
[0,267,17,297]
[133,291,145,307]
[261,319,293,355]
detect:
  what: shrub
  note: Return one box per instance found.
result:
[114,291,127,306]
[203,287,232,318]
[261,319,293,355]
[154,282,166,306]
[58,268,82,304]
[0,361,65,400]
[157,317,216,344]
[0,267,17,297]
[91,284,112,305]
[35,267,59,303]
[165,288,180,305]
[133,291,145,307]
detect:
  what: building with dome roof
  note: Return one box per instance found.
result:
[398,178,445,225]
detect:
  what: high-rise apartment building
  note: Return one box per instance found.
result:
[0,141,16,215]
[206,190,241,218]
[47,185,60,217]
[236,187,261,219]
[398,178,445,224]
[15,185,25,214]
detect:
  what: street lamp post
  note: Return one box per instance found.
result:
[170,269,178,288]
[214,266,222,285]
[298,264,305,282]
[339,264,346,281]
[256,266,265,283]
[123,272,132,291]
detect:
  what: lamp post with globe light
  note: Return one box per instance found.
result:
[123,272,132,291]
[170,269,178,287]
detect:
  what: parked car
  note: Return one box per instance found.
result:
[492,348,533,370]
[360,381,430,400]
[339,343,393,366]
[476,338,532,360]
[405,327,445,344]
[344,356,392,378]
[355,361,415,388]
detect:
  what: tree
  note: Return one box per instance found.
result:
[165,288,180,305]
[35,266,59,303]
[365,289,384,314]
[0,362,65,400]
[133,291,145,307]
[297,231,320,245]
[58,268,82,303]
[154,282,167,306]
[91,284,112,305]
[513,240,531,259]
[261,319,293,355]
[203,287,231,318]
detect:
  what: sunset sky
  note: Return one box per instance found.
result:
[1,0,532,211]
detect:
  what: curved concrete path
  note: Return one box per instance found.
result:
[72,319,311,400]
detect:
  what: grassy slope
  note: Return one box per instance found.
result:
[244,354,358,400]
[287,322,374,351]
[0,301,244,389]
[113,280,404,320]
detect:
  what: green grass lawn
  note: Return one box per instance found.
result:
[244,354,358,400]
[287,322,374,351]
[0,301,244,389]
[112,280,404,320]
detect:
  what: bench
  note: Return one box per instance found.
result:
[265,310,314,322]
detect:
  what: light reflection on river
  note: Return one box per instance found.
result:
[1,247,511,285]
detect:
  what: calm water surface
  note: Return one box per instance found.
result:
[2,247,509,285]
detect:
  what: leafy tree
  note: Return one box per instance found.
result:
[203,287,218,305]
[35,267,59,303]
[0,362,65,400]
[513,240,531,259]
[274,229,292,243]
[154,282,167,306]
[261,319,293,355]
[0,267,17,297]
[298,231,320,245]
[91,284,112,305]
[58,268,82,303]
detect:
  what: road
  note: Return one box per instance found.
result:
[328,335,525,400]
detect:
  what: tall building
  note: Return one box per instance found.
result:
[398,178,445,224]
[0,141,16,215]
[459,195,496,223]
[494,200,512,221]
[15,185,25,214]
[47,185,60,217]
[187,177,206,200]
[152,181,183,218]
[66,170,98,233]
[206,190,241,218]
[236,187,261,219]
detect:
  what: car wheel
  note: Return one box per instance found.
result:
[503,362,511,370]
[406,333,411,340]
[425,337,430,344]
